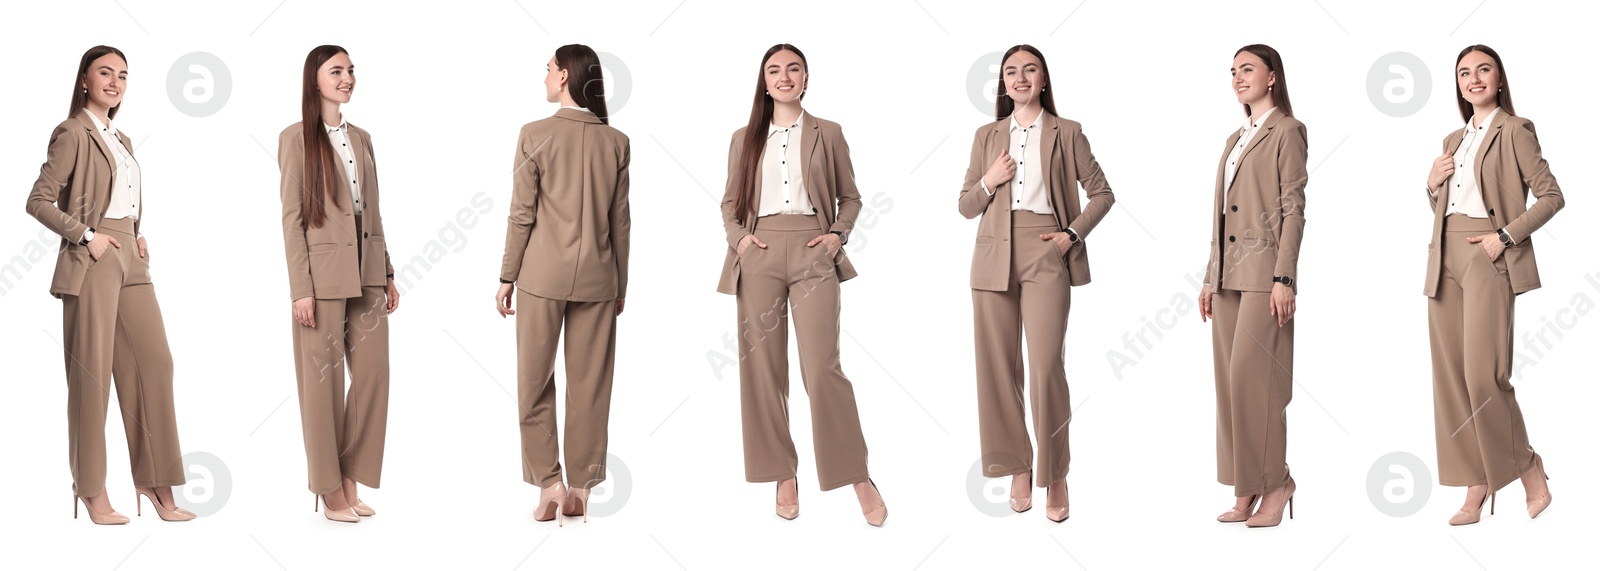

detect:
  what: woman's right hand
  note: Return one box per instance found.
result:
[1199,284,1214,323]
[496,283,516,318]
[737,234,767,257]
[292,296,316,328]
[87,233,121,261]
[1427,153,1455,190]
[982,150,1016,192]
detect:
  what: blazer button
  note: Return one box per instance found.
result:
[812,207,818,213]
[1228,235,1236,243]
[364,231,370,238]
[1488,208,1495,217]
[1230,205,1238,212]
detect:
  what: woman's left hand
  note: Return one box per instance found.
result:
[1269,282,1295,327]
[1466,233,1506,262]
[1040,232,1074,255]
[385,278,400,314]
[136,236,148,259]
[807,233,842,256]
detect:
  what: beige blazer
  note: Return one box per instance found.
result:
[499,108,631,303]
[717,114,861,295]
[278,122,394,301]
[959,112,1115,291]
[1203,112,1308,293]
[1423,113,1563,296]
[25,111,144,298]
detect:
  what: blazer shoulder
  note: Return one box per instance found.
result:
[278,122,305,147]
[1502,114,1536,132]
[1051,115,1084,134]
[1276,115,1306,131]
[971,119,1003,140]
[345,122,373,140]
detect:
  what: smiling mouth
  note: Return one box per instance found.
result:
[103,89,120,96]
[1468,86,1486,94]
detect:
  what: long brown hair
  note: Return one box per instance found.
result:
[731,44,808,225]
[299,45,347,230]
[554,44,609,125]
[995,45,1057,121]
[1455,44,1515,123]
[1234,44,1293,118]
[70,45,127,119]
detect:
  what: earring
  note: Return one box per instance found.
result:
[1268,85,1274,91]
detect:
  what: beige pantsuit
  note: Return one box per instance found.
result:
[959,112,1115,485]
[718,115,870,491]
[500,108,631,490]
[26,112,187,498]
[61,219,185,497]
[1203,112,1308,497]
[1429,216,1529,489]
[279,123,396,494]
[971,212,1073,483]
[735,214,869,490]
[1423,112,1562,491]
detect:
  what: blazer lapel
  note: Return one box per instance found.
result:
[1232,112,1283,186]
[802,116,824,214]
[1216,130,1241,196]
[76,112,115,175]
[1472,112,1505,195]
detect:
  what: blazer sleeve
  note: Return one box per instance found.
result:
[720,131,752,249]
[958,127,993,219]
[1066,127,1115,239]
[1502,119,1564,243]
[612,138,632,298]
[367,133,394,278]
[828,127,862,243]
[278,130,315,301]
[500,127,539,283]
[1427,134,1451,211]
[1272,122,1309,284]
[25,124,90,242]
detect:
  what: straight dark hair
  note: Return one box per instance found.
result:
[71,45,128,119]
[555,44,609,125]
[995,45,1057,121]
[1235,44,1293,118]
[732,44,807,225]
[299,45,347,230]
[1455,44,1515,123]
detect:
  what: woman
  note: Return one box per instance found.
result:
[960,44,1115,523]
[1197,44,1307,528]
[26,45,195,525]
[495,44,630,525]
[277,45,399,523]
[717,44,886,526]
[1421,45,1559,526]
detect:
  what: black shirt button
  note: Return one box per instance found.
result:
[363,232,369,238]
[1228,235,1236,243]
[1230,205,1238,212]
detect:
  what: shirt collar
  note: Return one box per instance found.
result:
[560,105,591,113]
[83,109,115,136]
[1009,110,1044,133]
[1244,107,1276,131]
[767,112,805,138]
[324,119,348,133]
[1466,107,1500,132]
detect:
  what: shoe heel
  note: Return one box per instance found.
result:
[1288,496,1294,520]
[1490,493,1496,515]
[136,492,142,517]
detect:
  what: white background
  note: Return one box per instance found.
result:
[1,0,1593,568]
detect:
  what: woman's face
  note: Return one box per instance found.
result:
[318,52,355,106]
[82,53,127,111]
[1001,50,1046,106]
[545,56,565,103]
[1456,50,1500,109]
[1230,51,1273,105]
[764,50,806,104]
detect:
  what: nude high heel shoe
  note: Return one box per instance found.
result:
[73,484,129,525]
[1449,489,1494,526]
[135,486,197,522]
[1245,477,1295,528]
[534,482,567,526]
[1526,455,1552,519]
[314,493,360,523]
[775,479,799,521]
[1044,481,1068,523]
[861,479,887,527]
[1217,494,1260,523]
[1010,471,1033,514]
[562,487,590,523]
[351,501,375,517]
